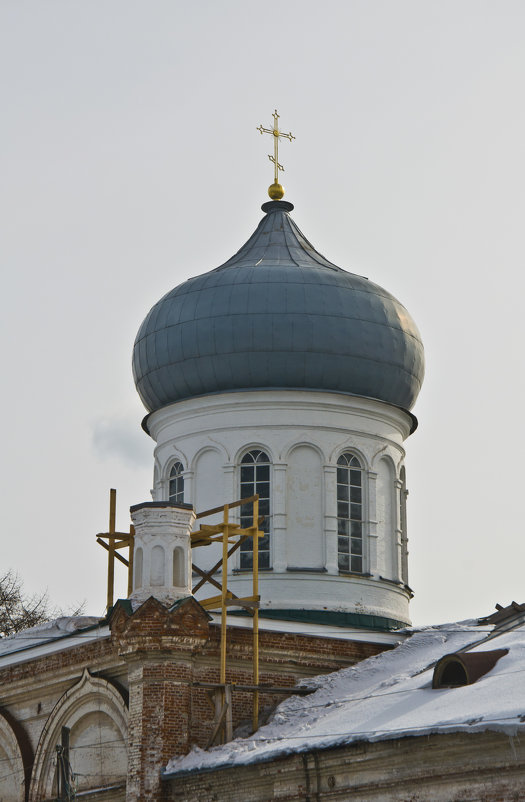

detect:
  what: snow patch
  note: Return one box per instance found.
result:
[0,615,103,656]
[165,620,525,776]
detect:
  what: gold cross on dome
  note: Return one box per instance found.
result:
[257,109,295,199]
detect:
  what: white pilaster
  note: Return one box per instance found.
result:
[393,477,403,582]
[367,470,378,576]
[272,463,288,572]
[324,465,338,574]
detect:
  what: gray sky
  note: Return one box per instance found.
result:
[1,0,524,626]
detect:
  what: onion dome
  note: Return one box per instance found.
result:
[133,200,424,419]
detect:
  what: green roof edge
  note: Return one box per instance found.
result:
[227,608,408,631]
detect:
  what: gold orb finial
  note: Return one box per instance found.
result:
[268,182,285,200]
[257,110,295,201]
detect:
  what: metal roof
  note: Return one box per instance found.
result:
[133,200,424,415]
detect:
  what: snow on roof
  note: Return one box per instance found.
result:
[165,619,525,777]
[0,616,107,665]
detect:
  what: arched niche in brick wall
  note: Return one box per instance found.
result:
[0,710,27,802]
[29,669,128,802]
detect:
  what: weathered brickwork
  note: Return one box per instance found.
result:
[0,637,117,687]
[163,731,525,802]
[0,598,389,801]
[188,624,387,751]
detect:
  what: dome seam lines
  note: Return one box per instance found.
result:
[136,315,423,346]
[136,352,424,385]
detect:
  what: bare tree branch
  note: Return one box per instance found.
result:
[0,571,85,637]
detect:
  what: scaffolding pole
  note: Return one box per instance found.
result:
[107,488,116,611]
[252,496,259,732]
[97,489,134,613]
[220,504,229,689]
[97,489,263,744]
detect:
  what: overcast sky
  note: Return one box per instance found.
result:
[2,1,524,626]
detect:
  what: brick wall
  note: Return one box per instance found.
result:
[110,597,389,801]
[0,599,391,802]
[162,731,525,802]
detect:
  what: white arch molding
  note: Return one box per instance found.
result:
[0,711,26,802]
[282,438,325,463]
[234,442,275,466]
[190,443,228,474]
[29,669,128,802]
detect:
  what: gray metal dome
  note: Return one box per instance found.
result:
[133,200,424,419]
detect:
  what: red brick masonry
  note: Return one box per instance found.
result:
[0,597,390,802]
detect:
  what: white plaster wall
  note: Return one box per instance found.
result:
[376,457,396,581]
[193,447,226,573]
[130,504,195,605]
[227,572,411,621]
[29,671,127,802]
[286,445,324,570]
[147,390,414,624]
[69,709,127,793]
[193,448,225,515]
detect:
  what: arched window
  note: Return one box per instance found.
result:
[240,450,271,569]
[337,453,363,573]
[169,461,184,504]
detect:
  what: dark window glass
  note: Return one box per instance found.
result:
[350,486,362,503]
[337,484,349,501]
[339,553,349,572]
[169,461,184,504]
[337,502,349,519]
[258,534,270,551]
[240,450,271,570]
[337,453,363,573]
[256,481,270,497]
[258,498,270,517]
[351,538,362,555]
[351,556,363,573]
[240,502,252,519]
[241,466,253,483]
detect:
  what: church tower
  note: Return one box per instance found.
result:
[132,195,424,631]
[132,115,424,631]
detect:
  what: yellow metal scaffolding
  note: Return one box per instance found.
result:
[97,490,264,739]
[96,488,135,611]
[191,494,263,735]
